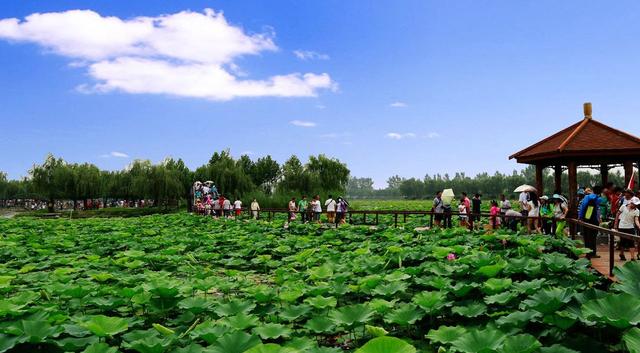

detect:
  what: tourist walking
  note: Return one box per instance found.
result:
[489,200,501,229]
[250,198,260,219]
[614,198,640,261]
[471,193,481,230]
[325,195,336,223]
[336,197,349,225]
[312,195,322,223]
[458,197,468,228]
[233,197,242,217]
[222,196,232,218]
[432,191,444,228]
[579,186,602,259]
[287,197,297,224]
[553,195,569,236]
[539,196,554,234]
[298,196,309,223]
[526,192,541,234]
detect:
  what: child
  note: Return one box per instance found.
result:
[489,200,501,229]
[458,197,468,227]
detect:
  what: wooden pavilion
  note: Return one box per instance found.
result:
[510,103,640,218]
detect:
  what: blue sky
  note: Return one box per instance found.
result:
[2,1,640,188]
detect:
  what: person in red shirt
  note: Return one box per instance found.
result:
[611,187,623,216]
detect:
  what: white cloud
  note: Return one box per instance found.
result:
[386,132,416,140]
[319,132,350,139]
[427,132,440,138]
[0,9,336,100]
[290,120,317,127]
[389,101,407,108]
[293,50,330,60]
[100,151,129,158]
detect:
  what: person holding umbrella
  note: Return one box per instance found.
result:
[432,191,444,228]
[442,189,455,228]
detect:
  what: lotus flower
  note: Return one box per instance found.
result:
[447,253,456,261]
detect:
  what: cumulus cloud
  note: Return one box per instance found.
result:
[389,101,407,108]
[0,9,336,100]
[100,151,129,158]
[386,132,416,140]
[293,50,329,60]
[290,120,317,127]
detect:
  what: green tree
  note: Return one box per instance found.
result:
[30,154,70,212]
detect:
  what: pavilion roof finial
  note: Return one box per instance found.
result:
[584,102,592,120]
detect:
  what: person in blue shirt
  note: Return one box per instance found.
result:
[578,186,602,259]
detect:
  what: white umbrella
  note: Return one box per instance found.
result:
[204,181,214,186]
[442,188,455,204]
[514,184,537,193]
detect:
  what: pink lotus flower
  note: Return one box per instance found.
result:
[447,253,456,261]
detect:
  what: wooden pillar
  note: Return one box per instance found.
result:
[568,161,578,217]
[554,165,562,194]
[600,164,608,187]
[624,161,633,188]
[535,164,544,196]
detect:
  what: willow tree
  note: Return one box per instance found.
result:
[30,154,69,212]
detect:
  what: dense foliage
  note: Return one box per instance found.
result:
[1,214,639,352]
[0,151,349,210]
[347,167,625,199]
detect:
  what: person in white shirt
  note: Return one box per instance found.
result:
[325,195,336,223]
[250,199,260,220]
[222,197,232,218]
[615,199,640,260]
[233,198,242,217]
[312,195,322,223]
[287,197,297,224]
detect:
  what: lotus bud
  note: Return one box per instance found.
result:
[447,253,456,261]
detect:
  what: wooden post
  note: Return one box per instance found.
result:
[568,161,578,237]
[554,165,562,194]
[375,213,379,225]
[363,213,366,225]
[403,214,407,223]
[535,164,544,196]
[600,164,609,187]
[394,214,398,227]
[624,161,634,188]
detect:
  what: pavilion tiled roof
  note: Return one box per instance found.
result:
[510,116,640,163]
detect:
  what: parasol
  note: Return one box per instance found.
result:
[442,188,455,204]
[514,184,537,193]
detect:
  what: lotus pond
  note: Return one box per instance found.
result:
[1,214,640,353]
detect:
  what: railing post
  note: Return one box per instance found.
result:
[394,213,398,227]
[609,233,615,277]
[375,213,379,225]
[363,213,366,225]
[429,213,433,228]
[403,214,407,223]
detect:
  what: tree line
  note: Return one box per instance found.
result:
[347,165,625,199]
[0,151,350,212]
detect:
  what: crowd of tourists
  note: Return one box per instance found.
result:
[286,195,350,226]
[431,182,640,261]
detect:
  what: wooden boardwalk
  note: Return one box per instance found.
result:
[589,244,623,281]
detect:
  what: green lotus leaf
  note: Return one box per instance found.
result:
[279,304,312,322]
[253,323,292,340]
[412,291,450,314]
[81,315,129,337]
[384,271,411,281]
[452,327,507,353]
[124,336,172,353]
[207,331,260,353]
[485,291,517,305]
[330,303,374,326]
[177,297,214,314]
[189,320,229,344]
[451,282,477,297]
[384,303,423,326]
[354,336,416,353]
[221,312,260,330]
[304,316,335,333]
[623,327,640,353]
[581,293,640,329]
[304,296,337,309]
[482,278,512,294]
[476,262,505,278]
[82,342,120,353]
[214,299,256,317]
[426,325,467,344]
[613,261,640,296]
[541,253,573,272]
[539,344,579,353]
[243,343,300,353]
[365,325,388,337]
[372,281,408,296]
[55,336,99,351]
[308,264,334,280]
[522,287,573,314]
[512,279,546,295]
[498,334,541,353]
[18,320,63,343]
[451,301,487,318]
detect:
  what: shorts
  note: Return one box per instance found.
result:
[235,209,241,216]
[459,215,468,221]
[619,228,636,248]
[314,212,321,221]
[434,213,443,221]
